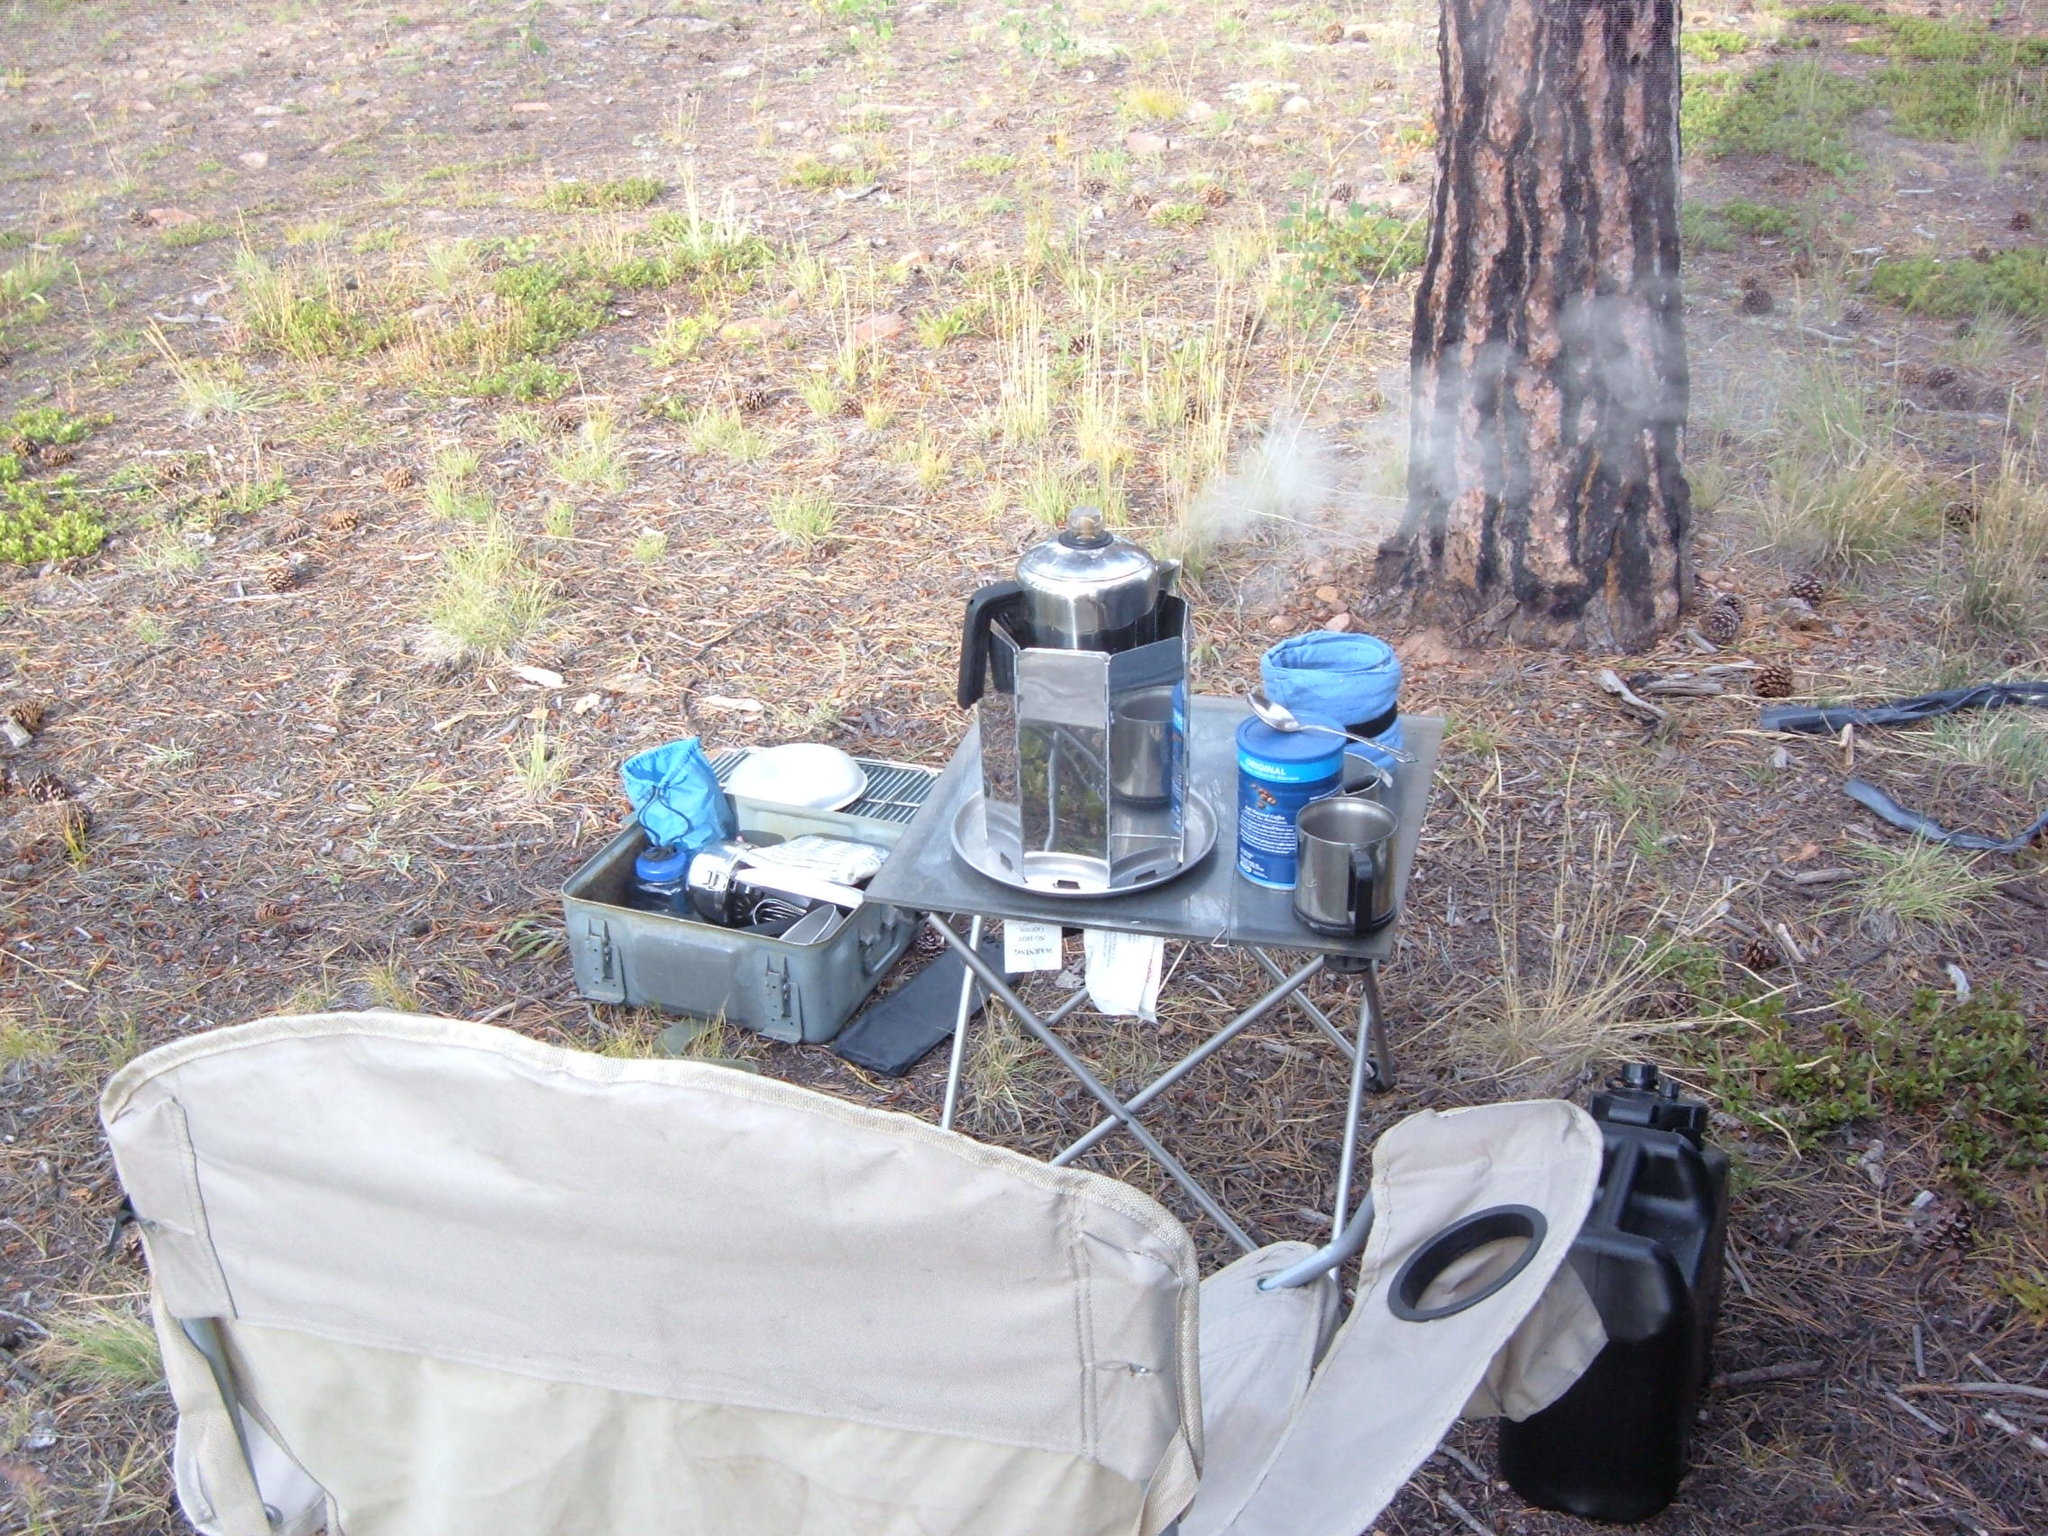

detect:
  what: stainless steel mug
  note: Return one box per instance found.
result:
[1292,797,1398,937]
[1340,753,1396,807]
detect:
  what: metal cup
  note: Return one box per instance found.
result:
[1292,796,1398,938]
[1340,752,1396,807]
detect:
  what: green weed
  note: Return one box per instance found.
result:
[541,176,665,211]
[468,360,576,400]
[548,410,628,490]
[787,156,867,190]
[158,219,228,249]
[1851,838,1999,935]
[1705,987,2046,1204]
[1868,249,2048,322]
[1,477,107,565]
[1682,59,1870,175]
[428,523,555,657]
[1275,202,1423,322]
[232,250,389,361]
[637,309,718,366]
[1680,28,1751,64]
[1791,3,1887,22]
[770,486,838,549]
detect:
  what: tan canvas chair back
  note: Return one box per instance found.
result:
[101,1012,1202,1536]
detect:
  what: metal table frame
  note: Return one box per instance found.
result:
[864,699,1442,1255]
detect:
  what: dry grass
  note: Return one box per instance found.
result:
[1958,456,2048,637]
[30,1299,161,1393]
[1451,819,1707,1087]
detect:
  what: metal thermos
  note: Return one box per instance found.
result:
[957,508,1190,894]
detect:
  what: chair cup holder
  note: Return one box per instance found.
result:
[1388,1205,1547,1323]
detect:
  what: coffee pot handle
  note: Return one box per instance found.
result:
[957,580,1022,709]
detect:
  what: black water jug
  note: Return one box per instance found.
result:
[1497,1063,1729,1523]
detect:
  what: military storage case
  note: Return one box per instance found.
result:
[562,793,920,1045]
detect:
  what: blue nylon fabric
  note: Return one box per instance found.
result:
[621,738,736,854]
[1261,632,1404,768]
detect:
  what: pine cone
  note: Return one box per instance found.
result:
[37,443,75,468]
[322,505,363,534]
[1737,277,1774,316]
[1787,572,1825,604]
[2012,209,2035,234]
[1944,500,1978,531]
[5,698,47,734]
[271,514,312,546]
[1701,595,1744,646]
[1199,181,1229,208]
[263,561,298,593]
[737,384,778,415]
[382,464,417,492]
[1754,661,1795,699]
[1742,935,1784,973]
[25,771,70,803]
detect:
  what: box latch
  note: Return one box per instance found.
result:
[760,952,797,1040]
[577,915,627,1004]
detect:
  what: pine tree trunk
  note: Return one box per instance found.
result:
[1380,0,1692,653]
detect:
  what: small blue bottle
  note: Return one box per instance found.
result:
[628,843,691,917]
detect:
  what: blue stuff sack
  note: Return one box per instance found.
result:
[621,738,736,855]
[1261,632,1404,770]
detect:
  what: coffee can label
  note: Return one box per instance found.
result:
[1236,759,1340,889]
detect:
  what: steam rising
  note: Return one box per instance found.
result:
[1181,380,1411,569]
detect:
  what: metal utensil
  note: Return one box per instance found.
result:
[1247,688,1415,765]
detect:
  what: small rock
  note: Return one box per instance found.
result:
[850,311,904,344]
[1322,612,1354,632]
[1342,21,1373,40]
[1265,613,1292,635]
[1314,584,1340,605]
[1185,100,1215,122]
[1125,131,1170,156]
[1281,95,1311,116]
[1764,596,1820,629]
[238,149,269,170]
[22,1409,56,1452]
[147,205,198,226]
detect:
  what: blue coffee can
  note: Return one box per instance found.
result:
[1235,715,1344,889]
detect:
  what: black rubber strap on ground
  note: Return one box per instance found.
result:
[833,937,1011,1077]
[1760,680,2048,735]
[1844,777,2048,854]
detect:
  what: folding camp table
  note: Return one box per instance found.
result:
[864,697,1442,1253]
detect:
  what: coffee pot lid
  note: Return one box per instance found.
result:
[1016,507,1159,602]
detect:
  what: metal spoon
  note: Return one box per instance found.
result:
[1247,688,1415,764]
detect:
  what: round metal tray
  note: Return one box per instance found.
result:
[949,792,1218,898]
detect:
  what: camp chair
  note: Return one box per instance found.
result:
[101,1011,1606,1536]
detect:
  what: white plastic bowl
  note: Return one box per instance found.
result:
[725,744,868,811]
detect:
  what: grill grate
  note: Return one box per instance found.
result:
[708,750,939,825]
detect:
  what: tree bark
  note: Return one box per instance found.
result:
[1381,0,1692,653]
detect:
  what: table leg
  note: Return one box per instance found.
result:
[1361,961,1393,1093]
[1248,948,1355,1060]
[1329,963,1393,1241]
[1054,955,1325,1166]
[929,919,1259,1253]
[937,914,983,1133]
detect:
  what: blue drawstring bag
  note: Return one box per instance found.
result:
[621,738,736,855]
[1261,632,1404,771]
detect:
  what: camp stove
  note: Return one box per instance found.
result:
[954,508,1205,894]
